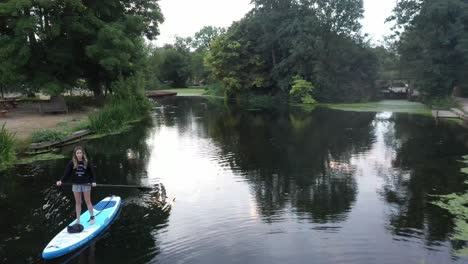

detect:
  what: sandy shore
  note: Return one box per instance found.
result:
[1,103,94,140]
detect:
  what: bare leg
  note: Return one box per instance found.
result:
[83,191,94,225]
[73,192,82,225]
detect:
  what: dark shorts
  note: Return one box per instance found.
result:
[72,184,91,193]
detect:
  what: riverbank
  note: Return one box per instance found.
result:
[325,100,432,115]
[1,89,201,142]
[158,88,206,96]
[1,104,94,140]
[3,95,466,151]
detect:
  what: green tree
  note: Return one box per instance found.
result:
[192,26,225,51]
[389,0,468,97]
[372,44,400,81]
[156,45,191,88]
[206,0,377,102]
[0,0,164,97]
[190,26,225,85]
[205,20,267,99]
[290,75,316,104]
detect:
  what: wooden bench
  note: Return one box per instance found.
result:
[39,96,68,114]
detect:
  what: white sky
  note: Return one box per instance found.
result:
[155,0,395,46]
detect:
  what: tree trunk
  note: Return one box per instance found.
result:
[0,85,4,99]
[88,78,104,104]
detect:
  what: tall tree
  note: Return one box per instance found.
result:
[0,0,164,97]
[207,0,377,102]
[205,20,267,99]
[192,26,225,51]
[389,0,468,97]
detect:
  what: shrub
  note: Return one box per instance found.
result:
[204,83,225,96]
[72,120,90,132]
[31,130,66,143]
[89,75,151,133]
[289,75,316,104]
[424,96,458,110]
[0,124,16,170]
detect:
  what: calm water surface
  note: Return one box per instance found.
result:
[1,97,468,264]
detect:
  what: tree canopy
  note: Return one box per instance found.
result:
[389,0,468,97]
[0,0,163,97]
[148,26,225,88]
[205,0,378,102]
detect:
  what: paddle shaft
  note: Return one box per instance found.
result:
[59,182,153,190]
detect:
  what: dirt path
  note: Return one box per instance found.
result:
[0,103,94,140]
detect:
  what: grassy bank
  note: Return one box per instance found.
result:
[0,77,153,170]
[159,88,206,96]
[89,96,150,134]
[0,124,16,170]
[325,100,431,115]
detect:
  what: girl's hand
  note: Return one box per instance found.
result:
[92,182,96,187]
[56,180,62,186]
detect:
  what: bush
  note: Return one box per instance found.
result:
[424,96,458,110]
[289,75,316,104]
[31,130,67,143]
[0,124,16,170]
[65,96,99,111]
[89,97,151,133]
[72,120,90,132]
[204,83,225,96]
[89,75,151,133]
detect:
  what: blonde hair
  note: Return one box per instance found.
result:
[72,146,88,169]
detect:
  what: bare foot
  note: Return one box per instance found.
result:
[90,217,95,225]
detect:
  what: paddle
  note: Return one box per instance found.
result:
[58,182,154,191]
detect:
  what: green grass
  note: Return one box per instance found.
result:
[0,123,16,171]
[159,88,206,96]
[15,153,67,165]
[72,120,90,132]
[57,121,69,127]
[325,100,431,115]
[89,95,150,134]
[31,130,67,143]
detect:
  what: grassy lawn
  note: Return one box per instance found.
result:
[325,100,431,115]
[159,88,206,96]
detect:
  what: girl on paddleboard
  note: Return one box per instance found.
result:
[56,146,96,225]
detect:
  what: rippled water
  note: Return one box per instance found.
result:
[1,97,468,264]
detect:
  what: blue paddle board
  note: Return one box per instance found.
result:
[42,195,121,259]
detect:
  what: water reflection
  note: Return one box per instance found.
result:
[379,113,468,244]
[2,97,468,263]
[155,98,377,225]
[150,97,468,263]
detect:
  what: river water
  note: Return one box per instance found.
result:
[1,97,468,264]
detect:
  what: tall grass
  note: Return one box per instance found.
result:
[0,123,16,170]
[31,130,66,143]
[89,75,151,134]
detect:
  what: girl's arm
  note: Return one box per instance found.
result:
[60,161,73,182]
[88,161,96,183]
